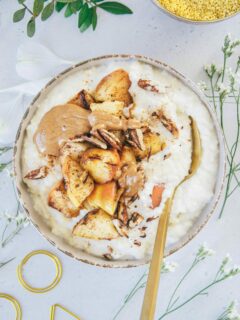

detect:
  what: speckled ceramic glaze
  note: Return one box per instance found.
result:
[14,55,226,268]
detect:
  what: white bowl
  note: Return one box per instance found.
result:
[14,55,226,268]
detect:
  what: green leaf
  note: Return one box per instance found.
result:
[78,3,89,28]
[92,7,97,30]
[98,1,132,14]
[80,7,93,32]
[70,0,83,12]
[55,2,67,12]
[18,0,26,3]
[27,18,36,37]
[41,1,54,20]
[65,3,73,17]
[56,0,77,3]
[92,0,104,2]
[33,0,44,16]
[13,8,26,22]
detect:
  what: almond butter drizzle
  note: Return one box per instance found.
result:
[88,111,145,131]
[34,104,91,156]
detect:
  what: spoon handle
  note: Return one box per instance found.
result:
[140,198,172,320]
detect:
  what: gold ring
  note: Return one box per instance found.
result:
[17,250,62,293]
[0,293,22,320]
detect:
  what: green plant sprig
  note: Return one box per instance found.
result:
[217,301,240,320]
[111,244,240,320]
[111,260,178,320]
[0,258,15,269]
[158,252,240,320]
[13,0,133,37]
[203,34,240,218]
[0,201,29,248]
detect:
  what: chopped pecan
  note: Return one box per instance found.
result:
[103,253,113,260]
[112,219,129,238]
[146,216,158,222]
[117,202,129,225]
[139,227,147,238]
[24,166,48,179]
[138,79,160,93]
[128,212,144,229]
[97,129,121,150]
[89,111,147,131]
[69,89,95,110]
[133,240,141,246]
[154,110,179,138]
[126,129,145,151]
[163,153,172,160]
[77,135,107,149]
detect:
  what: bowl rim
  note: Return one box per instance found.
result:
[151,0,240,24]
[13,54,226,268]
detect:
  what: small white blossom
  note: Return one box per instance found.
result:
[222,34,240,57]
[218,301,240,320]
[217,67,223,75]
[5,167,14,177]
[198,81,208,91]
[161,260,178,273]
[218,83,230,95]
[196,243,215,261]
[204,63,217,77]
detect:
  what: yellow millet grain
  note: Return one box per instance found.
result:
[158,0,240,21]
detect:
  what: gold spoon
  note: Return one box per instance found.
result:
[140,116,202,320]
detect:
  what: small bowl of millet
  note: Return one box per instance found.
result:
[152,0,240,24]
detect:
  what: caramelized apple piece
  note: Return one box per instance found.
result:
[72,209,119,240]
[48,180,80,218]
[94,69,133,106]
[86,181,118,216]
[120,146,136,166]
[60,140,88,161]
[61,156,94,207]
[90,101,124,117]
[80,148,120,184]
[133,132,166,159]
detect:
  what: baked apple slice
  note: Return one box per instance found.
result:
[90,101,124,117]
[72,209,119,240]
[133,132,166,159]
[94,69,133,106]
[86,181,118,216]
[80,148,120,184]
[61,156,94,207]
[48,180,80,218]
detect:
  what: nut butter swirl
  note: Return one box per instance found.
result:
[34,104,91,156]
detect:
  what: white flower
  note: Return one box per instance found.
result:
[198,81,208,91]
[0,207,29,227]
[222,301,240,320]
[5,167,14,178]
[217,83,230,96]
[161,260,178,273]
[197,243,215,258]
[217,67,223,75]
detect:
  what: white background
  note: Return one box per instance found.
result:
[0,1,240,319]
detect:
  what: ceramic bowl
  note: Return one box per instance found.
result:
[14,55,226,268]
[152,0,240,24]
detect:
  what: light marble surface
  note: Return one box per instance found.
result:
[0,1,240,319]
